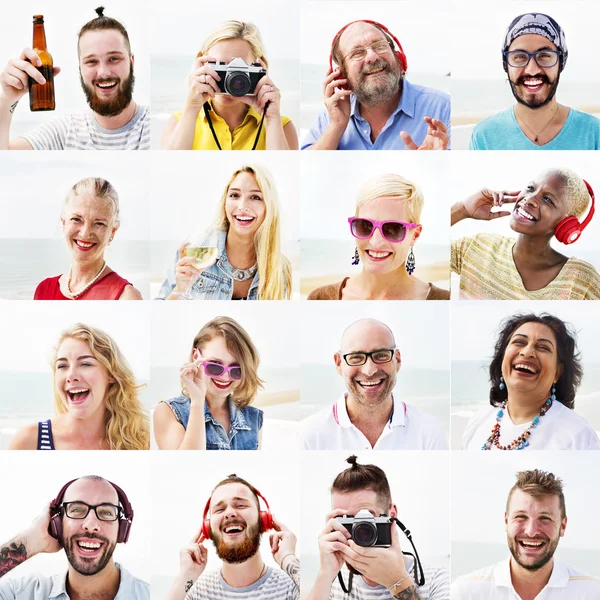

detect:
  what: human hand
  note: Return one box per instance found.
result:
[461,188,520,221]
[179,526,208,582]
[0,48,60,106]
[269,515,297,567]
[185,56,221,111]
[174,242,202,294]
[322,67,352,130]
[401,117,448,150]
[316,509,352,580]
[180,349,207,402]
[333,521,409,589]
[23,502,62,557]
[239,59,281,121]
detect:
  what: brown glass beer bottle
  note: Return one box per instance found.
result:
[29,15,55,111]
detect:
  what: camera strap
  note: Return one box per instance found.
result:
[335,518,425,594]
[203,101,269,151]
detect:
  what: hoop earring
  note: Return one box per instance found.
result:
[405,247,415,275]
[351,248,360,266]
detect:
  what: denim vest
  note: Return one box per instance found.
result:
[156,229,260,300]
[163,395,263,450]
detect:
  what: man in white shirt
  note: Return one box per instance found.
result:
[0,475,149,600]
[0,7,149,150]
[452,469,600,599]
[303,318,447,450]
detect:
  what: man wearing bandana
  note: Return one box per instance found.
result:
[470,13,600,150]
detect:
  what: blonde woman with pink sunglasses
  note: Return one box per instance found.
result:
[308,174,449,300]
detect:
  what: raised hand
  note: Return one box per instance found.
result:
[401,117,448,151]
[461,188,520,221]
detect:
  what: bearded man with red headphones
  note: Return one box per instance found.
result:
[165,474,299,600]
[302,20,450,151]
[0,475,149,599]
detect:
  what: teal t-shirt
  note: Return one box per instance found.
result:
[469,107,600,150]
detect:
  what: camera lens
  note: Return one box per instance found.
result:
[225,71,251,97]
[352,522,378,547]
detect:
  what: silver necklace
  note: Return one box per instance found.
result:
[230,264,258,282]
[65,262,107,299]
[516,105,559,144]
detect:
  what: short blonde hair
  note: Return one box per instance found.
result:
[355,174,424,223]
[550,168,591,219]
[199,21,268,68]
[63,177,120,226]
[188,317,264,409]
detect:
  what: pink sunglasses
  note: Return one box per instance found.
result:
[201,361,242,380]
[348,217,419,243]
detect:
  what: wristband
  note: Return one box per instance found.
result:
[388,573,413,592]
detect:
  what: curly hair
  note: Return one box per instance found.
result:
[489,313,582,409]
[52,323,149,450]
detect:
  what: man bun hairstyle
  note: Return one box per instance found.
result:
[331,455,392,512]
[78,6,132,55]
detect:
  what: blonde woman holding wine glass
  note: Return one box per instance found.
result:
[157,162,292,300]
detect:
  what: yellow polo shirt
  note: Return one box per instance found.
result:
[173,103,291,150]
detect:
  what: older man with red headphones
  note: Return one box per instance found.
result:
[165,474,299,600]
[0,475,149,599]
[302,20,450,151]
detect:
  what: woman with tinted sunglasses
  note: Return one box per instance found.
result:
[154,317,264,450]
[308,174,450,300]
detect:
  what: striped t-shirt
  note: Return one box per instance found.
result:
[331,562,450,600]
[451,233,600,299]
[21,105,150,150]
[186,567,298,600]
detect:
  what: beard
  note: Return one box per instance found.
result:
[346,370,395,408]
[508,532,560,571]
[349,57,403,106]
[80,61,135,117]
[62,532,116,576]
[210,519,262,564]
[509,72,560,109]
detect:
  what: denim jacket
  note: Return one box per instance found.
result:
[156,229,260,300]
[163,395,263,450]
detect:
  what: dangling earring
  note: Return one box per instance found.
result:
[405,247,415,275]
[351,248,360,266]
[499,376,505,390]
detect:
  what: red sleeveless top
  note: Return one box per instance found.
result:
[34,272,132,300]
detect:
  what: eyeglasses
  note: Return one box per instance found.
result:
[503,50,561,69]
[341,348,396,366]
[62,502,121,522]
[343,40,392,63]
[348,217,418,243]
[201,361,242,381]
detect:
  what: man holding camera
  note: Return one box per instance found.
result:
[303,318,447,450]
[452,469,600,599]
[0,475,149,599]
[307,455,449,600]
[302,20,450,150]
[165,474,299,600]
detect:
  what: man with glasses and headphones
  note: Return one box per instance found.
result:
[301,20,450,151]
[165,474,299,600]
[307,455,449,600]
[303,318,447,450]
[470,13,600,150]
[0,475,149,599]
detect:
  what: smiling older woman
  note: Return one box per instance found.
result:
[451,168,600,299]
[462,313,600,451]
[33,177,142,300]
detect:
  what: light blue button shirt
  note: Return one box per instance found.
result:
[301,78,451,150]
[0,564,149,600]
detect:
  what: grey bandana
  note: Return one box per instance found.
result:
[503,13,568,71]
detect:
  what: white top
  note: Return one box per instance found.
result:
[451,558,600,599]
[462,401,600,450]
[303,394,448,450]
[21,106,150,150]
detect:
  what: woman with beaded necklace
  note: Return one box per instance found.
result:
[462,312,600,450]
[33,177,143,300]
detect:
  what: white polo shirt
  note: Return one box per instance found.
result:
[451,558,600,599]
[303,394,448,450]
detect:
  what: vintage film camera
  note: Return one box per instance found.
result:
[208,58,266,96]
[336,509,392,547]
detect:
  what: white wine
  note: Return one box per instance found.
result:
[184,246,218,270]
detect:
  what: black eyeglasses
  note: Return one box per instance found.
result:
[341,348,396,366]
[62,502,121,522]
[503,49,561,69]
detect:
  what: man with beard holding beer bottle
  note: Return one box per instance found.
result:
[0,7,149,150]
[165,474,299,600]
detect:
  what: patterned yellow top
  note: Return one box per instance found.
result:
[173,102,291,150]
[451,233,600,300]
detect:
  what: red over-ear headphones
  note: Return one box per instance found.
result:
[329,20,408,73]
[48,478,134,544]
[555,180,595,245]
[201,486,273,540]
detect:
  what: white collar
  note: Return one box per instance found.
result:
[333,393,406,429]
[494,557,570,590]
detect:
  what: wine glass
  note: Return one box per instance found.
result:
[172,231,219,300]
